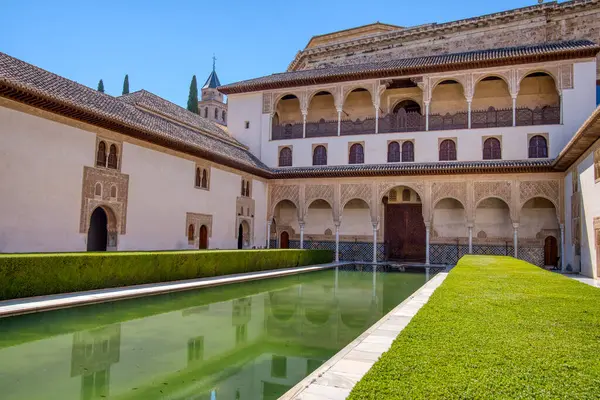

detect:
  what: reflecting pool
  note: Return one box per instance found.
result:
[0,266,426,400]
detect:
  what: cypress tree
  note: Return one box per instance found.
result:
[122,74,129,95]
[187,75,199,114]
[97,79,105,93]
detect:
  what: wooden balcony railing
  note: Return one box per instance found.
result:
[471,107,513,128]
[340,117,377,136]
[306,118,338,138]
[272,122,303,140]
[515,105,560,126]
[379,110,425,133]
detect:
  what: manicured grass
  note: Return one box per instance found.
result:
[349,256,600,399]
[0,249,332,300]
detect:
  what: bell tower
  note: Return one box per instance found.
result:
[198,55,227,125]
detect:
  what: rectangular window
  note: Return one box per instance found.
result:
[245,121,250,129]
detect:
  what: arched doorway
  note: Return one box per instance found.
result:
[87,207,108,251]
[544,236,558,267]
[238,224,243,249]
[383,186,426,262]
[280,231,289,249]
[199,225,208,249]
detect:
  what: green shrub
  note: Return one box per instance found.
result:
[0,249,332,300]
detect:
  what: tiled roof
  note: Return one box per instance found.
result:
[219,40,600,94]
[553,104,600,170]
[202,70,221,89]
[0,52,269,175]
[271,159,555,178]
[119,90,239,146]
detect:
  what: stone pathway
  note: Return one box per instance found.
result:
[281,272,449,400]
[566,274,600,288]
[0,262,348,318]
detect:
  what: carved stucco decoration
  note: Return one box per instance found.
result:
[307,86,341,109]
[186,213,213,238]
[270,184,300,216]
[472,69,513,94]
[305,184,334,213]
[516,65,560,94]
[473,181,512,211]
[271,90,308,113]
[559,64,574,90]
[262,93,273,114]
[342,83,375,104]
[431,182,467,209]
[377,182,425,203]
[79,166,129,235]
[340,183,372,209]
[519,180,560,209]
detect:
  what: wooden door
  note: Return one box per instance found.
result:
[384,203,426,262]
[199,225,208,249]
[280,231,289,249]
[544,236,558,266]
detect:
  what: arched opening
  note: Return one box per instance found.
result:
[204,107,208,118]
[241,180,246,196]
[339,198,371,260]
[402,141,414,162]
[544,236,558,267]
[222,110,226,122]
[199,225,208,249]
[439,139,457,161]
[237,224,243,249]
[96,141,107,167]
[201,169,208,188]
[349,143,364,164]
[307,91,337,137]
[107,145,118,169]
[272,95,302,139]
[529,135,548,158]
[305,200,334,242]
[474,198,512,253]
[388,100,424,132]
[214,108,218,119]
[516,72,560,126]
[483,137,502,160]
[383,186,425,261]
[387,141,400,162]
[432,198,467,264]
[312,145,327,166]
[341,88,375,135]
[430,80,467,130]
[94,183,102,197]
[472,76,512,128]
[279,147,292,167]
[520,197,559,266]
[110,185,117,199]
[280,231,289,249]
[195,168,201,187]
[87,207,108,251]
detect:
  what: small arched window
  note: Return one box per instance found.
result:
[439,139,457,161]
[349,143,364,164]
[279,147,292,167]
[241,180,246,196]
[201,169,208,188]
[204,108,208,118]
[222,111,226,122]
[94,183,102,197]
[387,141,400,162]
[402,189,411,202]
[528,135,548,158]
[110,185,117,199]
[195,168,201,187]
[245,181,250,197]
[214,108,218,119]
[240,206,244,215]
[313,145,327,166]
[107,144,118,169]
[483,138,502,160]
[96,141,107,167]
[188,224,195,242]
[402,141,414,162]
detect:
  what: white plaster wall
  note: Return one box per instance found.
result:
[563,171,574,269]
[252,179,268,247]
[577,153,599,278]
[119,143,246,250]
[0,107,94,253]
[305,207,335,235]
[227,93,263,159]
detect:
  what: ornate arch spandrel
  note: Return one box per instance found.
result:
[342,83,375,105]
[306,87,340,110]
[473,181,515,221]
[340,183,372,210]
[431,182,467,210]
[377,182,429,222]
[270,184,301,218]
[516,66,560,94]
[304,184,335,215]
[519,180,561,220]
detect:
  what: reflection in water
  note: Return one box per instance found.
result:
[0,267,426,400]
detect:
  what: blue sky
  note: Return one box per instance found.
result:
[1,0,548,107]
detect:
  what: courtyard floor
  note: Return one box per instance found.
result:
[348,255,600,399]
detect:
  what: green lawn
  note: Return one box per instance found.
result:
[349,256,600,399]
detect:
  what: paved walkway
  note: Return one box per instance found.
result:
[566,274,600,288]
[0,262,347,318]
[281,272,449,400]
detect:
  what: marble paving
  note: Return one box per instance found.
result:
[281,272,448,400]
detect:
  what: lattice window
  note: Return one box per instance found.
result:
[96,141,107,167]
[528,135,548,158]
[439,139,456,161]
[94,183,102,197]
[110,185,117,199]
[107,144,118,169]
[387,141,400,162]
[313,145,327,166]
[241,180,246,196]
[402,189,411,202]
[483,137,501,160]
[349,143,364,164]
[279,147,292,167]
[201,169,208,189]
[402,141,414,162]
[388,189,397,202]
[245,180,250,197]
[195,168,201,187]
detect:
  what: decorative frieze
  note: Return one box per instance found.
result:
[519,180,560,207]
[305,184,334,211]
[473,181,512,207]
[340,183,372,208]
[431,182,467,208]
[269,184,300,215]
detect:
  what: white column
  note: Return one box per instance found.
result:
[425,101,430,131]
[372,222,378,263]
[425,224,430,265]
[374,103,379,134]
[467,100,472,129]
[267,221,271,248]
[560,223,565,272]
[269,113,273,140]
[302,112,307,138]
[468,225,473,254]
[512,96,517,127]
[299,222,305,249]
[335,222,340,262]
[336,107,342,136]
[513,223,519,258]
[559,93,563,125]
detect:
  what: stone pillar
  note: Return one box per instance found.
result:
[425,224,430,265]
[467,99,472,129]
[374,103,379,134]
[560,223,565,272]
[302,112,307,139]
[468,224,473,254]
[268,113,273,140]
[336,107,342,136]
[372,222,378,263]
[267,220,271,248]
[335,221,340,262]
[513,223,519,258]
[299,222,305,249]
[512,96,517,127]
[559,93,563,125]
[425,101,430,131]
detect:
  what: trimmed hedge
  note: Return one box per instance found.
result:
[0,249,333,300]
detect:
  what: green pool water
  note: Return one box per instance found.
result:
[0,266,426,400]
